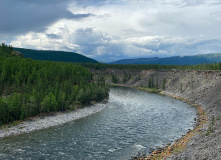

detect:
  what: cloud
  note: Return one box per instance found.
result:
[46,34,61,39]
[0,0,93,36]
[11,25,221,62]
[72,0,117,7]
[131,3,221,38]
[4,0,221,62]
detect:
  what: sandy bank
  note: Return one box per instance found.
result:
[0,103,107,138]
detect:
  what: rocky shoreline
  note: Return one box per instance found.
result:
[0,103,107,138]
[166,86,221,160]
[92,69,221,160]
[130,89,207,160]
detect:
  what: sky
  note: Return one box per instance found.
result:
[1,0,221,62]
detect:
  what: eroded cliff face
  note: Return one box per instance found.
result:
[91,69,221,160]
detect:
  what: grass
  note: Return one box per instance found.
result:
[136,87,161,93]
[0,120,22,130]
[206,116,215,136]
[178,97,185,101]
[110,84,162,94]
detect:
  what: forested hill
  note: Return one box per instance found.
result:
[110,53,221,65]
[14,48,98,63]
[0,44,109,125]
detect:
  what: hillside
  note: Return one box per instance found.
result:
[14,48,98,63]
[110,53,221,65]
[0,44,108,126]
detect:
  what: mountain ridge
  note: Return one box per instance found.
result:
[110,53,221,65]
[14,48,98,63]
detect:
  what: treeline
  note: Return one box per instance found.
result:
[185,62,221,70]
[81,62,221,71]
[0,44,109,125]
[81,63,180,70]
[0,43,14,57]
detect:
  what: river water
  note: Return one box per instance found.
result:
[0,87,197,160]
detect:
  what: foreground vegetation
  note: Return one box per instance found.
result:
[0,44,109,126]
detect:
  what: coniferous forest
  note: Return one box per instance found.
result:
[0,44,109,125]
[81,61,221,71]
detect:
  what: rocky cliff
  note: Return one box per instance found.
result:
[91,69,221,160]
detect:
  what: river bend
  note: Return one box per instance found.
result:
[0,87,197,160]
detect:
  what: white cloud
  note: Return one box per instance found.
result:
[6,0,221,62]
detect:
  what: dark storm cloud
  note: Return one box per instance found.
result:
[69,13,95,20]
[46,34,61,39]
[0,0,93,35]
[74,0,111,6]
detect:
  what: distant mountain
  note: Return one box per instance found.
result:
[14,48,98,63]
[110,53,221,65]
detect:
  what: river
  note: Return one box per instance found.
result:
[0,87,197,160]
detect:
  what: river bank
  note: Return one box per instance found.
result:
[165,84,221,160]
[132,89,208,160]
[110,84,207,159]
[0,103,107,138]
[92,69,221,159]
